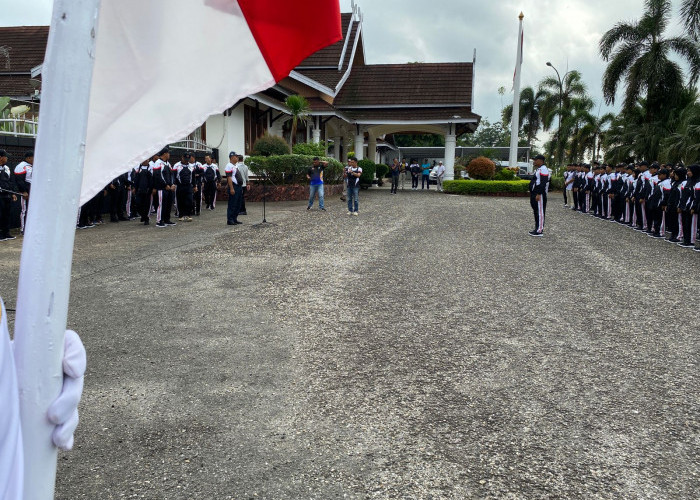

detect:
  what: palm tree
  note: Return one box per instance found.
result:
[284,94,310,146]
[661,97,700,163]
[681,0,700,39]
[502,86,547,149]
[576,111,616,162]
[599,0,700,123]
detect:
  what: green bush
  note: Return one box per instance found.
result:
[549,176,565,190]
[292,141,327,157]
[494,168,516,181]
[245,154,343,184]
[443,180,530,195]
[357,159,376,187]
[375,163,389,185]
[251,134,290,157]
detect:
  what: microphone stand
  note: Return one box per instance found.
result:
[254,171,276,227]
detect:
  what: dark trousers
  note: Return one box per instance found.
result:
[137,192,150,222]
[651,207,663,234]
[563,190,568,205]
[177,184,193,217]
[411,174,419,189]
[240,187,247,213]
[635,201,645,228]
[667,209,679,239]
[681,211,698,245]
[422,174,430,189]
[108,187,123,220]
[157,189,174,223]
[0,196,11,237]
[645,203,654,231]
[579,190,587,212]
[227,184,242,223]
[530,194,547,233]
[391,174,399,193]
[193,184,202,214]
[204,181,217,208]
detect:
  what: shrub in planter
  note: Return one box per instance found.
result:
[245,154,343,184]
[292,141,327,157]
[375,164,389,185]
[357,159,376,187]
[494,168,516,181]
[251,134,290,157]
[443,179,529,195]
[467,156,496,180]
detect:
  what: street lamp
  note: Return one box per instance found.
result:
[546,61,563,170]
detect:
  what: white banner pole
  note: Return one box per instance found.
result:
[13,0,102,498]
[508,12,524,168]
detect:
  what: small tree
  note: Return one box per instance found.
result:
[466,156,496,180]
[251,133,290,157]
[292,141,326,156]
[284,95,310,146]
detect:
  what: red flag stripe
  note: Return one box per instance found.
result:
[238,0,342,81]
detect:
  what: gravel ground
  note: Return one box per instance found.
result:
[1,187,698,499]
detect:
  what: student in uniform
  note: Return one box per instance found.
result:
[648,167,670,238]
[13,151,33,235]
[190,153,204,216]
[225,151,243,225]
[665,166,685,242]
[677,164,699,248]
[175,153,194,222]
[345,155,362,215]
[528,154,549,237]
[0,150,18,241]
[409,159,421,190]
[237,154,249,215]
[133,160,153,225]
[202,153,220,210]
[153,148,175,228]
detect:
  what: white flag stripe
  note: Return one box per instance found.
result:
[81,0,275,205]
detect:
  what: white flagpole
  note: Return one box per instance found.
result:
[13,0,102,498]
[508,12,524,168]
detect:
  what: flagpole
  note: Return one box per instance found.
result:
[508,12,524,168]
[13,0,102,498]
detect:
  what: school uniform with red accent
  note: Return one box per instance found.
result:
[13,161,32,234]
[529,164,549,235]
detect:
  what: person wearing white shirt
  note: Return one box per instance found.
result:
[225,152,243,225]
[236,155,249,215]
[436,161,446,192]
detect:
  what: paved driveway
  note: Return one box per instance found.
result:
[1,188,698,499]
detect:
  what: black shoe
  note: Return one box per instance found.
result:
[144,220,150,225]
[239,211,247,215]
[1,235,15,241]
[320,208,326,211]
[156,222,166,228]
[233,221,242,225]
[227,221,235,225]
[165,221,176,226]
[307,206,311,211]
[118,217,129,221]
[667,237,680,243]
[528,230,543,237]
[677,242,694,247]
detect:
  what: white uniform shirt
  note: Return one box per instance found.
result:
[224,162,238,185]
[14,161,32,184]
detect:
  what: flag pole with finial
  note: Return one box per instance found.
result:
[508,11,524,169]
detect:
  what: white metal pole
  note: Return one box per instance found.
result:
[13,0,102,498]
[508,12,524,168]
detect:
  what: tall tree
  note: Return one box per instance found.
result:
[284,95,310,146]
[502,86,547,149]
[576,111,616,162]
[681,0,700,39]
[599,0,700,123]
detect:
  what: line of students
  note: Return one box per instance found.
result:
[77,149,222,229]
[563,161,700,251]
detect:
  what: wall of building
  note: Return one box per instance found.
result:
[205,107,245,172]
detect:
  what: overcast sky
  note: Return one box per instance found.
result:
[2,0,690,143]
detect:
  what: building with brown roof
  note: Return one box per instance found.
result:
[1,3,480,179]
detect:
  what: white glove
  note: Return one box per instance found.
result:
[46,330,86,450]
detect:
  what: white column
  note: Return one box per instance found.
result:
[312,128,321,144]
[333,135,341,160]
[367,133,377,164]
[354,129,364,160]
[444,127,457,181]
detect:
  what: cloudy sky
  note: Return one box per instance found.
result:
[2,0,690,143]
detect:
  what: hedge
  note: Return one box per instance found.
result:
[549,176,565,191]
[357,159,376,187]
[245,154,344,184]
[443,179,530,195]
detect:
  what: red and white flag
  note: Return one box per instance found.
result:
[80,0,341,204]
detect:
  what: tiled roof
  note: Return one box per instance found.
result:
[342,107,479,123]
[0,26,49,72]
[306,97,335,112]
[335,63,473,107]
[297,13,353,68]
[0,76,37,97]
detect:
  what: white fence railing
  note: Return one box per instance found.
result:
[0,118,39,138]
[169,138,212,153]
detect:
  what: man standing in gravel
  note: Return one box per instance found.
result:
[225,151,243,225]
[345,155,362,216]
[436,161,446,192]
[237,154,249,216]
[307,156,328,210]
[529,154,549,237]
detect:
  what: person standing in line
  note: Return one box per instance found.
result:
[410,159,421,190]
[436,161,446,192]
[0,150,18,241]
[153,147,175,228]
[225,151,243,225]
[107,176,127,222]
[307,156,327,210]
[237,154,249,215]
[400,160,408,191]
[528,154,549,237]
[13,151,33,235]
[345,155,362,216]
[202,153,220,210]
[389,158,400,195]
[190,153,204,216]
[421,158,431,190]
[563,164,574,208]
[666,166,685,242]
[175,154,194,222]
[133,160,153,225]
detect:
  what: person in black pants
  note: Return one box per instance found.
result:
[108,176,128,222]
[410,160,420,190]
[202,153,220,210]
[153,147,175,227]
[133,160,153,225]
[225,151,243,225]
[176,156,194,221]
[191,153,204,216]
[390,158,400,194]
[0,150,18,241]
[528,154,549,237]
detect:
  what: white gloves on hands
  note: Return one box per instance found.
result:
[46,330,86,450]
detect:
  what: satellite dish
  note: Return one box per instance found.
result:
[29,79,42,90]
